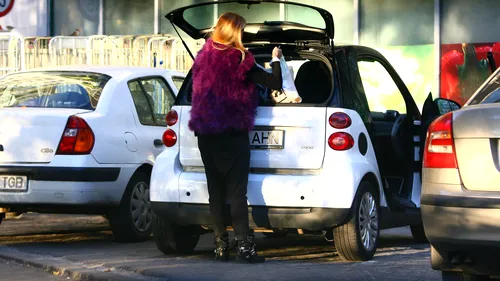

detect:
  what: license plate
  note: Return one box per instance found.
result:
[0,175,28,191]
[249,130,284,149]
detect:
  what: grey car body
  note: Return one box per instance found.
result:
[421,67,500,280]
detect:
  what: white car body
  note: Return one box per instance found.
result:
[148,0,437,262]
[0,65,185,241]
[151,106,386,210]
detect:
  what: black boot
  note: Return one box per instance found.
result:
[236,235,265,263]
[214,235,231,261]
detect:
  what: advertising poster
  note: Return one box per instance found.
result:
[440,42,500,105]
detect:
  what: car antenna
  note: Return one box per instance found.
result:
[170,20,195,60]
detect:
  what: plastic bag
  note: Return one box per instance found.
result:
[256,57,302,104]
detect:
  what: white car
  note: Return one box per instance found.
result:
[150,0,453,261]
[0,65,185,242]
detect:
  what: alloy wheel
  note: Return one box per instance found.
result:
[358,192,379,251]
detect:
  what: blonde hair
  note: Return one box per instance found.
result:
[211,12,247,60]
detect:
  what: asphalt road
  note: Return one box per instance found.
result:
[0,213,442,281]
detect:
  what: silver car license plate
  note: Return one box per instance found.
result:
[249,130,284,149]
[0,175,28,191]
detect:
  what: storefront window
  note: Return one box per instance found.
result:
[286,0,354,44]
[52,0,99,36]
[359,0,435,111]
[160,0,209,36]
[360,0,434,46]
[104,0,155,35]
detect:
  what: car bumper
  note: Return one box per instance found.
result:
[422,194,500,245]
[152,202,350,231]
[150,149,385,209]
[422,193,500,275]
[0,166,120,182]
[0,165,132,207]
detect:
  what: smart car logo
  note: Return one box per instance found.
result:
[40,148,54,153]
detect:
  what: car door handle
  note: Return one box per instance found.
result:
[154,139,164,146]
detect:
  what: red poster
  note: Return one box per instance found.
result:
[440,42,500,105]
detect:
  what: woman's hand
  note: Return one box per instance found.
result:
[272,47,282,59]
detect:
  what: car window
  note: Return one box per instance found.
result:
[357,60,407,114]
[128,81,155,126]
[172,76,185,91]
[468,73,500,105]
[130,77,175,126]
[0,71,110,109]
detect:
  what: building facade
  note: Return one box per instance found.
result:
[0,0,498,108]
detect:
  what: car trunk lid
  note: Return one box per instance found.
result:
[0,108,91,164]
[165,0,334,45]
[453,104,500,191]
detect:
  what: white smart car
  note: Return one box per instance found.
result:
[0,65,185,242]
[150,0,454,261]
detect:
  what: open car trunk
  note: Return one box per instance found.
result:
[176,47,335,171]
[169,0,336,171]
[165,0,335,45]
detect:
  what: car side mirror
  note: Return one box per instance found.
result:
[434,98,461,114]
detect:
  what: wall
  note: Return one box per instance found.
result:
[0,0,49,36]
[440,0,500,105]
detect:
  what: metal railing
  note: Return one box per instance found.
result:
[0,33,204,75]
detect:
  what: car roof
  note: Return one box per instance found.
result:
[11,65,186,81]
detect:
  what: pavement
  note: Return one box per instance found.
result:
[0,213,442,281]
[0,257,72,281]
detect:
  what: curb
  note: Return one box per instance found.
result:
[0,246,155,281]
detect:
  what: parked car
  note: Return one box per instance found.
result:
[149,0,454,261]
[421,67,500,280]
[0,65,185,242]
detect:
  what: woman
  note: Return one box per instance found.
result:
[189,12,283,263]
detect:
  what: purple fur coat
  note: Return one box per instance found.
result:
[188,39,258,135]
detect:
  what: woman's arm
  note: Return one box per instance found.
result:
[249,60,283,90]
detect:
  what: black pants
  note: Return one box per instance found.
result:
[197,132,251,241]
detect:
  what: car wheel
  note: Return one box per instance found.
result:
[410,223,428,243]
[333,181,380,261]
[442,271,491,281]
[108,172,153,242]
[152,213,200,255]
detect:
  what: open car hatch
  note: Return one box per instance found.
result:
[165,0,335,45]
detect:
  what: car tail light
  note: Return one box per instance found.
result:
[162,129,177,147]
[329,112,352,129]
[423,112,457,169]
[166,110,178,126]
[328,132,354,151]
[56,116,95,155]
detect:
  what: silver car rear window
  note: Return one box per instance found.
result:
[0,71,111,109]
[468,74,500,105]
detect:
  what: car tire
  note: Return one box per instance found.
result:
[108,172,153,243]
[333,181,380,261]
[410,223,428,243]
[442,271,491,281]
[152,213,200,255]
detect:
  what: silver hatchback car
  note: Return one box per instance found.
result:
[421,67,500,281]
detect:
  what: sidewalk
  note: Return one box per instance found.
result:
[0,257,70,281]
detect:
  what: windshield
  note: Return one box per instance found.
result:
[0,71,111,109]
[468,72,500,105]
[182,2,326,30]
